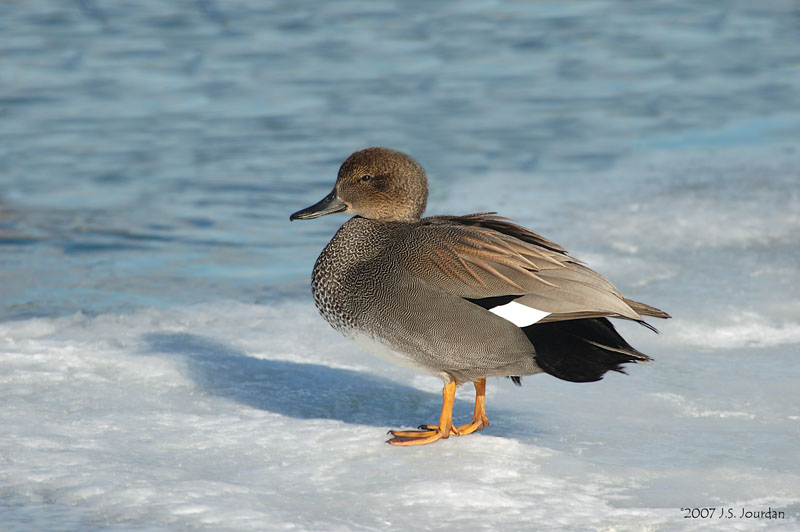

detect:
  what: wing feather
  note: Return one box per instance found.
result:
[404,213,669,324]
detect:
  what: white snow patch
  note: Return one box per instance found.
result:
[653,393,757,420]
[1,302,798,531]
[670,311,800,349]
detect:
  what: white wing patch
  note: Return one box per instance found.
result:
[489,301,550,327]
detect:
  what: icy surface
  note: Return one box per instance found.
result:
[2,1,800,531]
[2,300,798,531]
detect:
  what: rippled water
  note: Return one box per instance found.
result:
[1,2,799,531]
[2,0,799,321]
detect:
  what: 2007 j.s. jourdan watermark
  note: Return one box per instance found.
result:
[680,507,789,520]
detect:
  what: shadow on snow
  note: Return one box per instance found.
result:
[139,331,515,431]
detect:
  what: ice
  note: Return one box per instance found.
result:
[670,311,800,349]
[2,299,799,531]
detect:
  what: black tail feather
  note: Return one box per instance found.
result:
[508,376,523,386]
[523,318,651,383]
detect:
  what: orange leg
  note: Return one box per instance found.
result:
[455,378,489,435]
[387,381,457,446]
[386,379,490,445]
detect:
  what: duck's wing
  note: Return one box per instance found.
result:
[405,213,670,325]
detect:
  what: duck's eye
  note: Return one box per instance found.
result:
[360,174,371,182]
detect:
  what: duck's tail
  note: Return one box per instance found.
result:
[522,317,652,383]
[624,297,671,320]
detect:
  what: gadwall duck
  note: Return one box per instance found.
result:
[290,147,669,445]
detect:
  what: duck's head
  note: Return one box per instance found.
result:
[290,147,428,222]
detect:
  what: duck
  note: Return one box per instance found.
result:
[290,147,669,446]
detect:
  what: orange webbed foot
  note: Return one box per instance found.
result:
[386,379,490,446]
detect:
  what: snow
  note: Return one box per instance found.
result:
[2,300,798,531]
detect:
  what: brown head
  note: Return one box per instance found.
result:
[290,147,428,222]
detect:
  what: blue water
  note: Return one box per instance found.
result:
[2,0,799,322]
[2,3,800,531]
